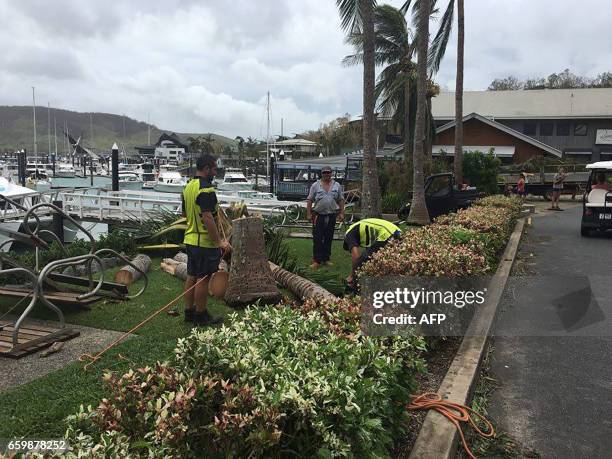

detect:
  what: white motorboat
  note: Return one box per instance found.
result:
[134,163,157,189]
[25,168,53,192]
[153,165,186,193]
[54,163,77,178]
[0,178,77,251]
[118,171,145,190]
[215,168,254,191]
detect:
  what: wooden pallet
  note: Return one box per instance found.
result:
[0,320,80,358]
[0,287,101,307]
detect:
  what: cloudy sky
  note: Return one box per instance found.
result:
[1,0,611,139]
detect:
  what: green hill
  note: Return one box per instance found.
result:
[0,106,236,155]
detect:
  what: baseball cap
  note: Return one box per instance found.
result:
[321,166,332,172]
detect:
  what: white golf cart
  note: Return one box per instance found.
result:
[581,161,612,237]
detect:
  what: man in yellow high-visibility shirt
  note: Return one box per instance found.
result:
[343,218,402,286]
[182,155,231,326]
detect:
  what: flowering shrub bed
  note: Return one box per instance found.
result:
[361,196,522,277]
[63,306,425,458]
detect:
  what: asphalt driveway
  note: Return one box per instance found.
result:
[490,204,612,458]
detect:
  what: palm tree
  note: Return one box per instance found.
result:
[337,0,381,217]
[406,0,431,225]
[402,0,465,182]
[344,5,416,164]
[235,136,245,167]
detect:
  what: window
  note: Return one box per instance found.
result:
[574,124,588,136]
[556,122,570,136]
[540,123,554,136]
[523,122,536,136]
[426,175,451,198]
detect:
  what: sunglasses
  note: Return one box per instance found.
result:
[322,171,332,174]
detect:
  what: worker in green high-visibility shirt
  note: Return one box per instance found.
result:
[181,154,231,326]
[343,218,402,286]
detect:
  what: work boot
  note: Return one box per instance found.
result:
[184,308,195,322]
[310,261,320,270]
[323,261,334,267]
[193,310,223,326]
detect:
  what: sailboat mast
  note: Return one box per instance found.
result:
[47,103,51,159]
[266,91,270,180]
[32,86,37,159]
[54,116,58,155]
[89,112,94,154]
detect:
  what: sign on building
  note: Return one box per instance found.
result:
[595,129,612,145]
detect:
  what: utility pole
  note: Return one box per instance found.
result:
[32,87,37,159]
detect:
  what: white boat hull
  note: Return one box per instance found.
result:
[153,183,185,193]
[216,182,255,191]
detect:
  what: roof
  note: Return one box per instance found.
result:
[432,88,612,120]
[436,113,562,157]
[273,138,319,146]
[586,161,612,170]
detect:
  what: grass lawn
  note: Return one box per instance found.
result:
[0,240,351,439]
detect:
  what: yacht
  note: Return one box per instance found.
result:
[25,167,52,192]
[118,171,145,190]
[0,177,77,250]
[215,168,254,191]
[134,163,157,189]
[54,163,77,178]
[153,165,187,193]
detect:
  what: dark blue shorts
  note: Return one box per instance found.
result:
[186,245,221,278]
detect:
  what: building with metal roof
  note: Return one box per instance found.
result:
[431,89,612,163]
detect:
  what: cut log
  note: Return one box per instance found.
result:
[114,254,151,286]
[161,258,335,302]
[173,252,188,264]
[62,257,121,277]
[269,262,337,302]
[224,217,281,307]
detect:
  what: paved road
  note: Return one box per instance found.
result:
[490,204,612,458]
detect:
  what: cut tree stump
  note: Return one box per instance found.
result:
[114,254,151,286]
[224,218,281,307]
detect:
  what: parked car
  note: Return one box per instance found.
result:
[580,161,612,237]
[398,173,483,220]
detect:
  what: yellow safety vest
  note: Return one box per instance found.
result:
[346,218,401,248]
[182,178,218,248]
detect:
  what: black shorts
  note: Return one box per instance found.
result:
[186,245,221,278]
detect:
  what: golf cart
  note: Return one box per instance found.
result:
[580,161,612,237]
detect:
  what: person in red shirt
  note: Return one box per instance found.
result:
[516,173,527,197]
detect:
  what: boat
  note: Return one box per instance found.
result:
[0,177,77,251]
[134,163,157,189]
[118,171,145,190]
[54,163,77,178]
[215,168,254,191]
[153,165,186,193]
[25,168,52,192]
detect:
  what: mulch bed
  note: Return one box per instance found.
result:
[393,337,462,458]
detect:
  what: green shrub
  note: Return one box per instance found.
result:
[381,193,406,214]
[462,150,501,194]
[64,306,426,458]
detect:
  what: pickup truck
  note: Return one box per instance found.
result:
[498,170,589,200]
[398,173,483,220]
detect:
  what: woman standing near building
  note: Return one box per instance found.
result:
[306,166,345,269]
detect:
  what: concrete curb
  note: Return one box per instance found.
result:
[408,217,526,459]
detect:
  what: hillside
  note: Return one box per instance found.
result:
[0,106,236,155]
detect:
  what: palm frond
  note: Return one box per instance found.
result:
[428,0,455,73]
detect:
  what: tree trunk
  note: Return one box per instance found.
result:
[268,262,337,302]
[114,254,151,286]
[63,257,121,277]
[403,76,411,164]
[407,0,431,225]
[162,258,336,302]
[224,217,281,307]
[453,0,465,185]
[360,0,381,218]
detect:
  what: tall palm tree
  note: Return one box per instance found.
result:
[344,5,416,164]
[402,0,465,182]
[337,0,381,217]
[407,0,431,225]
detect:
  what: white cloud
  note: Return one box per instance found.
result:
[1,0,611,138]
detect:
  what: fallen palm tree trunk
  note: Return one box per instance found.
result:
[161,257,336,302]
[114,254,151,286]
[268,262,337,302]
